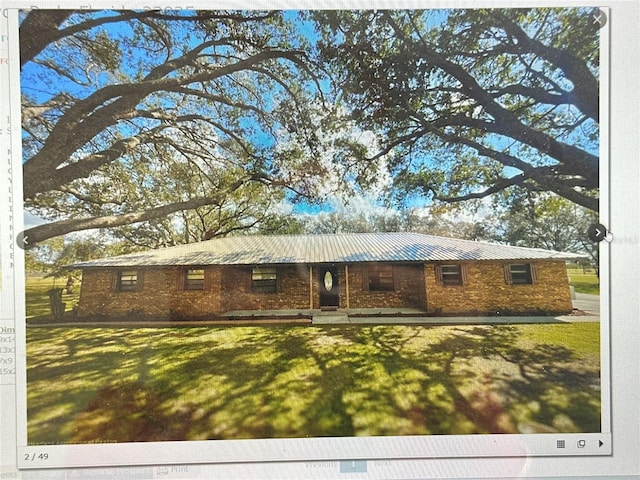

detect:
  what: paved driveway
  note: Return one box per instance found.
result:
[572,292,600,316]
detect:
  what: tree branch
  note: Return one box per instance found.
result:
[19,10,280,67]
[407,109,599,210]
[382,11,599,188]
[23,174,266,246]
[23,48,307,198]
[432,174,528,202]
[429,114,599,185]
[491,84,572,107]
[495,11,599,122]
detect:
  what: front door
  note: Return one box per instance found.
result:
[318,266,339,309]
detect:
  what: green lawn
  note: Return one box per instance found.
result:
[25,276,80,319]
[26,322,601,444]
[567,269,600,295]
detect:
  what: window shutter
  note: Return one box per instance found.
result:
[530,263,538,284]
[393,266,399,291]
[177,268,185,291]
[362,266,369,291]
[503,264,513,285]
[435,264,443,285]
[111,270,118,291]
[461,264,469,286]
[136,270,144,291]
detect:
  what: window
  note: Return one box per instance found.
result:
[435,264,467,286]
[506,263,534,285]
[252,267,277,293]
[441,264,463,286]
[368,265,395,291]
[184,268,205,290]
[117,270,138,291]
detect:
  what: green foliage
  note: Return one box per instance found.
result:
[299,198,496,241]
[491,192,598,268]
[21,10,322,246]
[87,31,122,72]
[312,8,600,211]
[21,8,601,251]
[27,237,109,278]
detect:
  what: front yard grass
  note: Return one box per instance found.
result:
[26,322,601,444]
[25,276,80,319]
[567,269,600,295]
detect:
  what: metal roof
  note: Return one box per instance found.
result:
[70,233,585,269]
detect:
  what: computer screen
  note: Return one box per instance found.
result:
[1,1,638,479]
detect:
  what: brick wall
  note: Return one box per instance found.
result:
[424,260,573,315]
[346,264,426,309]
[77,260,573,319]
[220,265,311,311]
[77,267,222,320]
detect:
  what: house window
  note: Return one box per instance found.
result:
[252,267,277,293]
[184,268,205,290]
[368,265,395,291]
[117,270,138,291]
[436,264,467,286]
[507,263,534,285]
[441,264,463,286]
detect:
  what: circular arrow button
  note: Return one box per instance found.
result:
[16,231,29,250]
[587,223,608,243]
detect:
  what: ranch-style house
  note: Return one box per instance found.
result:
[70,232,584,321]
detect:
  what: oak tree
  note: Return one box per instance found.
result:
[21,10,320,246]
[313,8,601,211]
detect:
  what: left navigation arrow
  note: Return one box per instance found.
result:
[16,232,29,250]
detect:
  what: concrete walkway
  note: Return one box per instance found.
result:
[311,314,572,325]
[223,298,600,325]
[311,312,599,325]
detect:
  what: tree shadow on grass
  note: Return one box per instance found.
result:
[426,326,601,433]
[71,381,198,443]
[26,324,601,443]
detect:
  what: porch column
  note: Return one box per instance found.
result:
[309,265,314,309]
[424,262,430,312]
[345,264,350,310]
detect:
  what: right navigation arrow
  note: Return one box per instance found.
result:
[587,223,608,243]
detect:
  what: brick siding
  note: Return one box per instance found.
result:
[346,264,426,309]
[77,260,573,319]
[77,267,222,320]
[424,260,573,315]
[220,265,312,311]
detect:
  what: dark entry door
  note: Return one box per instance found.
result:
[318,266,339,308]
